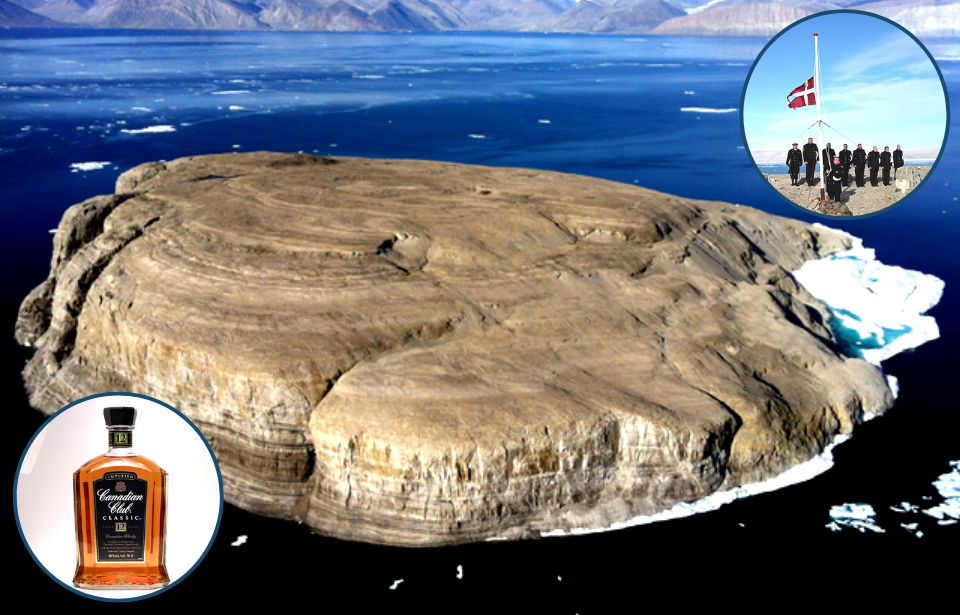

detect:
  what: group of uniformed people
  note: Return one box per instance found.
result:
[785,139,905,202]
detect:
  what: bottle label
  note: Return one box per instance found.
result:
[93,472,148,563]
[109,430,133,447]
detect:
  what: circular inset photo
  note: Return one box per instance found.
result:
[14,393,223,601]
[741,11,949,218]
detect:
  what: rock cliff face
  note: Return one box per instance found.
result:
[0,0,68,26]
[858,0,960,38]
[531,0,684,33]
[652,2,811,37]
[18,152,893,545]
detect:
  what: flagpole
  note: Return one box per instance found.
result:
[815,33,825,202]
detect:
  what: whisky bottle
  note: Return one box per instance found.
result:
[73,406,169,590]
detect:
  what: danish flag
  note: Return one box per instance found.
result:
[787,76,816,109]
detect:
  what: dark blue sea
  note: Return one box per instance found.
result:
[5,30,958,606]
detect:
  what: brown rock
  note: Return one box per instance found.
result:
[651,2,811,37]
[18,152,893,545]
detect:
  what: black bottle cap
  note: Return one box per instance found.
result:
[104,406,137,427]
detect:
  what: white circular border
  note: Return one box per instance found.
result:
[14,393,223,601]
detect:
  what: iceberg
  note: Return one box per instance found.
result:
[793,226,944,366]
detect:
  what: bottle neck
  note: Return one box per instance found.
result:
[106,426,136,457]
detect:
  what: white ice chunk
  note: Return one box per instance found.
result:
[828,503,885,533]
[923,461,959,522]
[231,535,247,546]
[69,161,111,171]
[793,231,944,366]
[680,107,737,113]
[121,125,176,134]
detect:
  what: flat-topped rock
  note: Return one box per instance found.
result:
[17,152,893,545]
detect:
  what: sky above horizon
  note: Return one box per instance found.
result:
[742,13,948,162]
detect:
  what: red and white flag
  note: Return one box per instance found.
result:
[787,76,816,109]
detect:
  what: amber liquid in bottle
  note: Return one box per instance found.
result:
[73,410,169,590]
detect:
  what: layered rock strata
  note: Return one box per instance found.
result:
[17,152,893,545]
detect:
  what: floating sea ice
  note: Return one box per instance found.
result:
[229,106,244,110]
[793,230,944,365]
[538,119,551,124]
[120,125,176,134]
[924,461,959,524]
[231,535,247,546]
[680,107,737,113]
[69,161,111,171]
[467,134,486,139]
[828,503,885,533]
[132,106,152,111]
[212,90,250,95]
[684,90,696,95]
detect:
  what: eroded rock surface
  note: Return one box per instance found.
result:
[17,152,893,545]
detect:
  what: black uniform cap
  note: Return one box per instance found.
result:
[104,406,137,426]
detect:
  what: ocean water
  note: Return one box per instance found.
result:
[5,30,958,605]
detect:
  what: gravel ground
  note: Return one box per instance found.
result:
[763,166,930,216]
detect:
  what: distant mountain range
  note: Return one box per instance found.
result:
[1,0,957,37]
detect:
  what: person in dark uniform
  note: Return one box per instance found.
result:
[803,137,819,186]
[839,144,852,187]
[867,146,881,186]
[894,144,904,174]
[880,146,893,185]
[786,142,803,185]
[852,143,867,187]
[827,156,844,202]
[821,142,836,173]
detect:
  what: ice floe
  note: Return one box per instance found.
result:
[793,228,944,365]
[120,125,176,134]
[69,161,111,171]
[680,107,737,113]
[924,460,959,524]
[827,503,885,533]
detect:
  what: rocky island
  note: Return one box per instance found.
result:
[17,152,894,545]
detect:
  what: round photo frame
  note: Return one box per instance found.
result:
[740,10,950,219]
[14,392,224,602]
